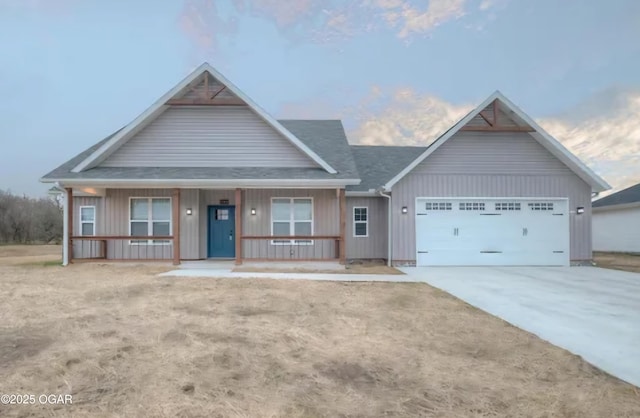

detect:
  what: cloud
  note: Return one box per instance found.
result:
[349,86,472,145]
[179,0,239,59]
[386,0,467,38]
[178,0,506,52]
[538,89,640,194]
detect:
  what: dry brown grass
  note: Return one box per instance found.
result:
[0,244,61,266]
[1,247,639,417]
[594,251,640,274]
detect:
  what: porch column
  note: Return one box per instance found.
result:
[235,188,243,265]
[339,188,346,264]
[66,187,73,264]
[172,188,181,265]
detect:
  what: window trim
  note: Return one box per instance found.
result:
[353,206,368,238]
[79,206,96,236]
[128,197,172,246]
[270,197,314,246]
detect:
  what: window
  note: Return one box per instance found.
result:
[215,209,229,220]
[353,207,368,237]
[459,202,486,211]
[79,206,95,236]
[495,202,521,211]
[528,202,554,211]
[129,198,171,245]
[271,198,313,245]
[425,202,452,211]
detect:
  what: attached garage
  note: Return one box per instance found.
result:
[415,198,570,266]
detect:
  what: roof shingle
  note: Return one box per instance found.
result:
[348,145,427,191]
[592,182,640,208]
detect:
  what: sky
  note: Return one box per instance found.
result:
[1,0,639,196]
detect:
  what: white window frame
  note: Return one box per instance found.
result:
[353,206,368,238]
[128,197,172,246]
[270,197,314,246]
[79,206,96,236]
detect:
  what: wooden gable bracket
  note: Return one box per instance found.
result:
[461,99,535,132]
[166,97,245,106]
[478,111,494,126]
[165,72,245,106]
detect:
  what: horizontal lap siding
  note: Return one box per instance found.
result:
[413,132,572,175]
[593,208,640,252]
[100,107,316,168]
[346,197,388,259]
[242,189,339,260]
[392,131,592,262]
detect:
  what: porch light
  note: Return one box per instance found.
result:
[576,206,585,215]
[186,208,193,216]
[401,206,408,214]
[251,208,256,216]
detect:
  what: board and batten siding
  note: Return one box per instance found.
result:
[391,131,593,263]
[345,197,388,260]
[180,189,200,259]
[72,196,104,259]
[593,207,640,253]
[80,188,341,261]
[242,189,339,260]
[100,189,174,260]
[100,106,317,168]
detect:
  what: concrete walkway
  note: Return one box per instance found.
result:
[159,268,418,282]
[401,266,640,388]
[161,260,421,282]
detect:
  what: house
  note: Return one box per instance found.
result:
[41,63,610,267]
[592,183,640,253]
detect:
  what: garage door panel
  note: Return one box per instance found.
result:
[415,198,569,266]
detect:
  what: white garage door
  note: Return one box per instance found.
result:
[415,198,569,266]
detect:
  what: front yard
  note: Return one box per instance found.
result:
[0,249,639,417]
[594,251,640,273]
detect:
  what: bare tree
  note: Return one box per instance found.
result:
[0,190,63,244]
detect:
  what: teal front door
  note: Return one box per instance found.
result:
[207,206,236,258]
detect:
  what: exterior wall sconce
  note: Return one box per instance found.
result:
[401,206,408,214]
[251,208,256,215]
[576,206,585,215]
[186,208,193,216]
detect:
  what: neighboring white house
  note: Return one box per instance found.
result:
[593,183,640,253]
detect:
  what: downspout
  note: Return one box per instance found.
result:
[378,189,392,267]
[56,182,69,266]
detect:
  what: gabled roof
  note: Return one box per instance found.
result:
[41,120,359,185]
[70,63,337,174]
[593,182,640,209]
[382,91,611,192]
[348,145,428,192]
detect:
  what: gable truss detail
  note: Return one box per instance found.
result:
[461,99,534,132]
[166,72,245,106]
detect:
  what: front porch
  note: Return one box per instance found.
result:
[66,187,347,265]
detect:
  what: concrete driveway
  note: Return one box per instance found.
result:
[401,266,640,387]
